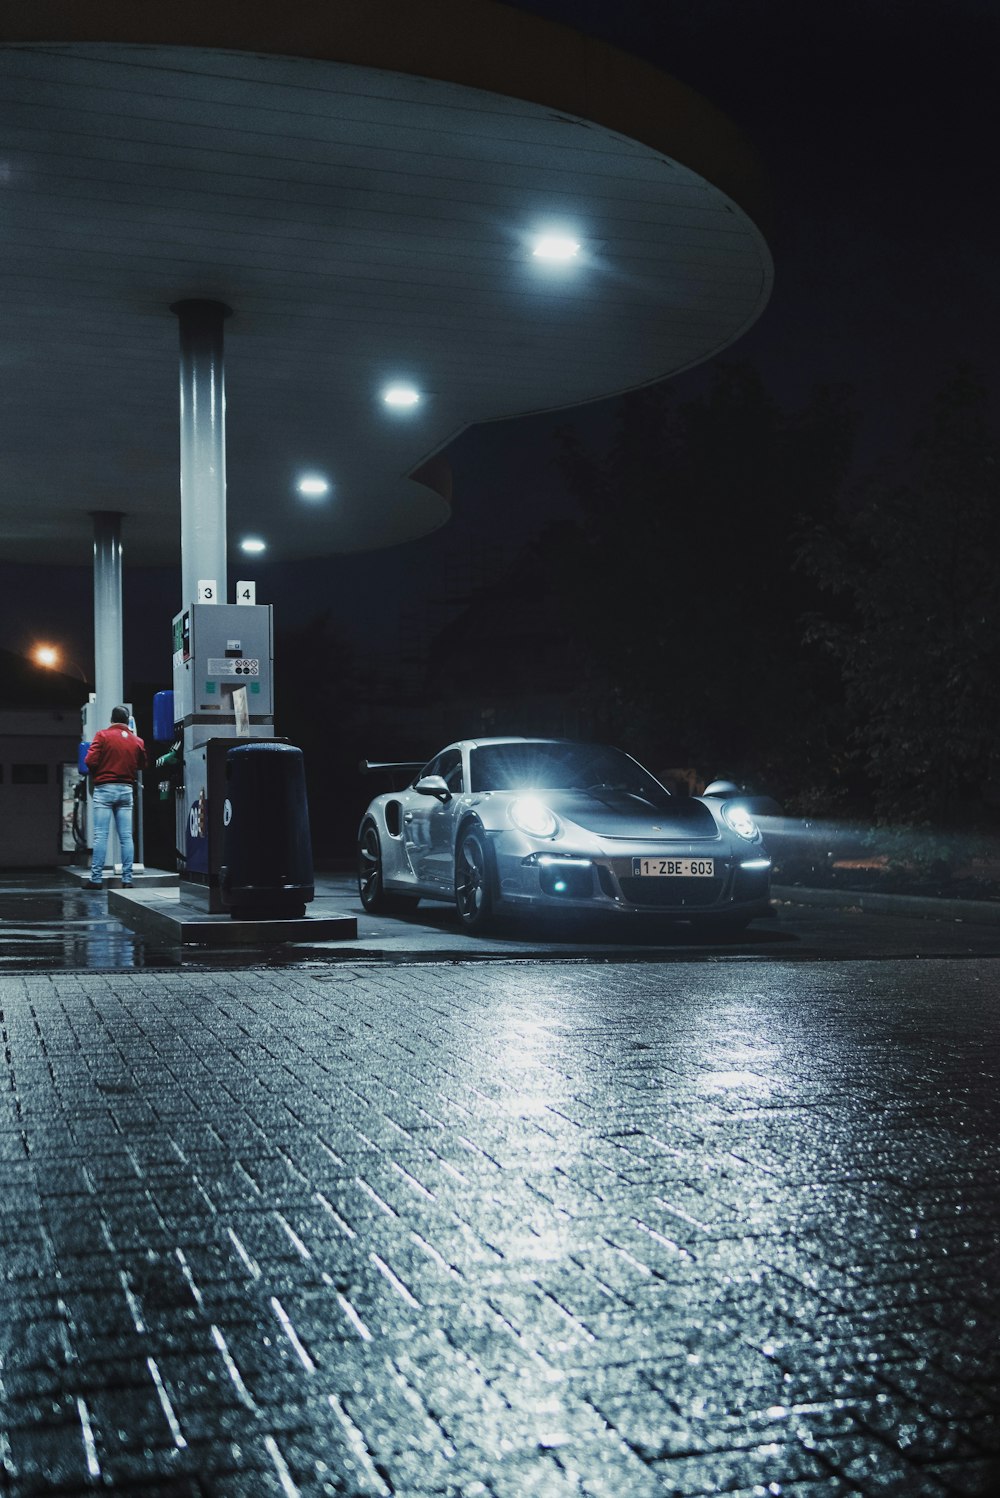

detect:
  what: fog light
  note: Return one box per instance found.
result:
[537,861,593,898]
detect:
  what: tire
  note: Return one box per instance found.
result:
[357,821,420,915]
[454,826,496,932]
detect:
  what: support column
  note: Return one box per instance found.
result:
[171,299,232,609]
[92,511,124,731]
[91,510,125,874]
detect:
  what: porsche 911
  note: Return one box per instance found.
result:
[357,737,771,935]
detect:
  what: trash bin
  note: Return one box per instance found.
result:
[220,742,314,919]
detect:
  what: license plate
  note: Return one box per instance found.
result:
[632,857,715,877]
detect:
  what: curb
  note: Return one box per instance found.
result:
[772,884,1000,925]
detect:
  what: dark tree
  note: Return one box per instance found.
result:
[554,364,857,798]
[798,368,1000,823]
[274,610,371,857]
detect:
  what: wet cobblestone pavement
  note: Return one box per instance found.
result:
[2,957,999,1494]
[0,876,162,973]
[6,873,1000,973]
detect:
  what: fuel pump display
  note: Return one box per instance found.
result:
[172,603,274,729]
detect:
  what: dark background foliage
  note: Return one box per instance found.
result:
[797,369,1000,824]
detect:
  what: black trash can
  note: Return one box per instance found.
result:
[220,742,314,919]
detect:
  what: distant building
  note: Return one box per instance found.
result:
[0,650,86,866]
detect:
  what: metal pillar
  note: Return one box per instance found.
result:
[92,511,124,737]
[91,510,126,873]
[171,299,232,609]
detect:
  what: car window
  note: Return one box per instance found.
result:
[416,749,463,791]
[438,750,464,792]
[414,753,439,787]
[469,742,670,804]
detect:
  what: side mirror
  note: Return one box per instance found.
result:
[703,779,741,798]
[415,774,451,801]
[703,779,783,816]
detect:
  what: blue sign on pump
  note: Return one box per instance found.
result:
[153,690,176,742]
[78,742,90,775]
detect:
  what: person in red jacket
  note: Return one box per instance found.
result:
[84,706,146,889]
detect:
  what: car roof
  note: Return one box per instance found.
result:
[453,737,569,752]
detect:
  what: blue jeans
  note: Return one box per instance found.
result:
[91,783,135,883]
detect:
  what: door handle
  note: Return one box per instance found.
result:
[403,811,414,822]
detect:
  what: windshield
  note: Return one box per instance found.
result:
[469,742,671,803]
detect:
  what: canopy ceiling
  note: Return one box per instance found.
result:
[0,1,772,565]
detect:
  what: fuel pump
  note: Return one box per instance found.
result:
[171,597,278,908]
[78,694,97,852]
[72,741,89,852]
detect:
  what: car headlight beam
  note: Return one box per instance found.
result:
[509,796,559,839]
[722,803,760,841]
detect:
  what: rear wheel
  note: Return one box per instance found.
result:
[358,821,420,914]
[455,826,495,932]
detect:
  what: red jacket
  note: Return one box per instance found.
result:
[85,724,147,786]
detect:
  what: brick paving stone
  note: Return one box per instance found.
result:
[2,958,1000,1494]
[924,1461,1000,1496]
[652,1439,833,1494]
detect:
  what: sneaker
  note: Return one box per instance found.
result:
[121,881,134,888]
[84,880,103,890]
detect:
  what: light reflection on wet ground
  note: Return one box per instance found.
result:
[0,875,163,971]
[4,871,1000,973]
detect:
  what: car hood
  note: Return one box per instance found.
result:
[539,790,720,841]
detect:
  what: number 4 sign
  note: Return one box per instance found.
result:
[236,581,256,606]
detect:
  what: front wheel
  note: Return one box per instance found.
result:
[455,827,495,932]
[358,821,420,915]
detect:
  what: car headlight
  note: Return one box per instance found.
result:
[722,803,760,840]
[509,796,559,838]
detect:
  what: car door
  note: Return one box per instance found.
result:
[403,749,464,893]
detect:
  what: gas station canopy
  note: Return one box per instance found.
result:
[0,0,772,566]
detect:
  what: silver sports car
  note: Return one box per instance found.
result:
[357,737,771,934]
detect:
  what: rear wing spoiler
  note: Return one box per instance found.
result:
[359,759,424,776]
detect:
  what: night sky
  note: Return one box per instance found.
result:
[2,0,995,691]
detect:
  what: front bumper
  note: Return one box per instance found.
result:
[494,842,771,918]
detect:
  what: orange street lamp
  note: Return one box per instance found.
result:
[32,644,88,681]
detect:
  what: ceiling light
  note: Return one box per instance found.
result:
[383,385,421,408]
[297,475,330,498]
[532,234,581,262]
[240,537,266,554]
